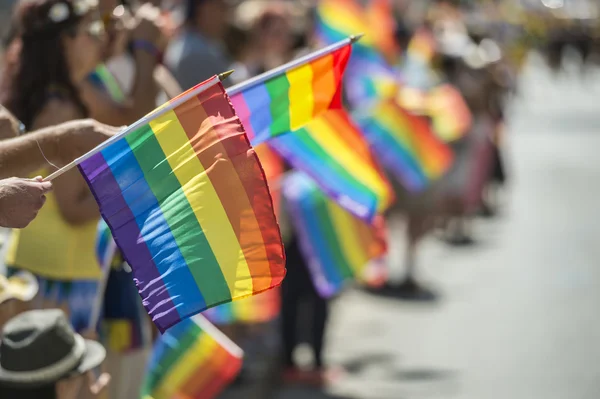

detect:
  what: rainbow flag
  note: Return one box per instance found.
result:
[229,43,351,145]
[96,219,117,271]
[366,0,401,64]
[202,287,281,325]
[315,0,399,107]
[141,315,243,399]
[78,76,286,333]
[357,99,454,191]
[270,109,393,221]
[427,84,472,142]
[282,172,388,298]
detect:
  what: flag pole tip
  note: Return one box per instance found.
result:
[219,70,235,80]
[350,33,365,43]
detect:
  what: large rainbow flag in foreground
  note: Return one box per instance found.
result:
[282,172,388,298]
[229,41,351,145]
[141,315,243,399]
[357,100,454,192]
[79,76,286,332]
[270,109,393,222]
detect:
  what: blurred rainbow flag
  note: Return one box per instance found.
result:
[270,109,393,222]
[427,84,472,141]
[282,172,388,298]
[79,75,286,332]
[141,315,243,399]
[229,42,351,145]
[315,0,400,106]
[357,99,454,191]
[202,287,281,325]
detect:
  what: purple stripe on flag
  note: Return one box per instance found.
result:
[79,153,180,329]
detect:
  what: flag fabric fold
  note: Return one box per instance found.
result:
[282,172,388,298]
[141,315,243,399]
[270,109,393,221]
[79,76,286,333]
[229,43,351,145]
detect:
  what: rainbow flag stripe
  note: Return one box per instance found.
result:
[282,172,388,298]
[141,315,243,399]
[315,0,399,107]
[202,287,281,325]
[79,76,286,333]
[427,84,472,142]
[270,109,393,221]
[230,44,351,145]
[357,100,454,191]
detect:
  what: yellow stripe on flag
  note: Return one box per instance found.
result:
[150,112,253,298]
[287,65,314,130]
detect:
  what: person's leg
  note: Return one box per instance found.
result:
[281,241,303,369]
[310,293,329,370]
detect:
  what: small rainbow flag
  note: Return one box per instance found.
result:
[202,287,281,325]
[315,0,399,107]
[427,84,472,142]
[366,0,401,64]
[78,76,286,333]
[95,219,118,271]
[229,43,351,145]
[357,99,454,191]
[270,109,393,221]
[141,315,243,399]
[282,172,388,298]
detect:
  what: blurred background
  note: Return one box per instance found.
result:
[1,0,600,398]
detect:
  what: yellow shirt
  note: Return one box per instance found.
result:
[5,171,101,280]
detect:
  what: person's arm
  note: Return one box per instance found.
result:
[80,4,164,126]
[0,106,24,140]
[0,119,120,179]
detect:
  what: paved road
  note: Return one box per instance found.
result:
[276,53,600,399]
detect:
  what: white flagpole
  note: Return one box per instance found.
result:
[43,72,232,182]
[227,34,363,96]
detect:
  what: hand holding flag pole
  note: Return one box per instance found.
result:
[43,70,235,182]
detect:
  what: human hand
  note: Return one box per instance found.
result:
[130,3,166,52]
[53,119,122,167]
[0,177,53,228]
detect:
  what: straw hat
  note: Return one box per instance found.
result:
[0,272,38,305]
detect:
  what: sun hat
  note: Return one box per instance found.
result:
[0,309,106,388]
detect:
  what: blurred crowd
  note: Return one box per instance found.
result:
[0,0,598,398]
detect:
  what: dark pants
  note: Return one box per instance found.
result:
[281,239,328,369]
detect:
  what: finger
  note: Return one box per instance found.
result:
[40,195,47,206]
[36,181,53,193]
